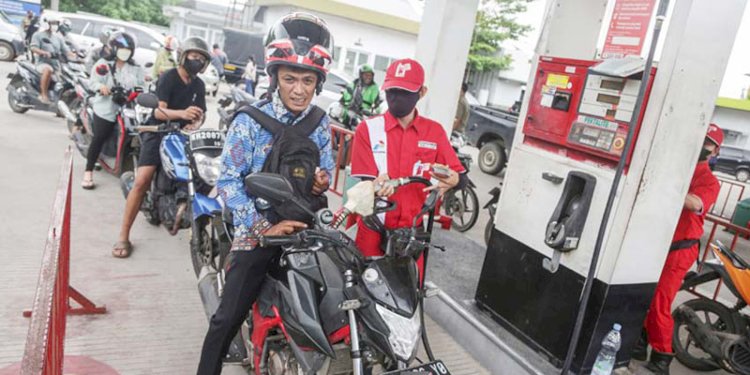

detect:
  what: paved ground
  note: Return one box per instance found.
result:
[0,60,489,375]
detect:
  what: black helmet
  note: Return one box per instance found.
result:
[264,12,333,92]
[179,36,211,72]
[108,31,137,61]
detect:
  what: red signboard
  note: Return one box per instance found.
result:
[601,0,657,59]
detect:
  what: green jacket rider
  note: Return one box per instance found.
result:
[340,64,382,125]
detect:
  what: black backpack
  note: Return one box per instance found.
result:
[234,104,328,224]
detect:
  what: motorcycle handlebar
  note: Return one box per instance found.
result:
[134,123,177,133]
[259,234,302,248]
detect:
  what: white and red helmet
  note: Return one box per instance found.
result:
[264,12,334,89]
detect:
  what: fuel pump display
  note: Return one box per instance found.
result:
[523,57,655,166]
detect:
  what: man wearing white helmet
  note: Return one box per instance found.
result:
[29,14,71,104]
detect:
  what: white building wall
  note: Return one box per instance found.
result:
[712,107,750,149]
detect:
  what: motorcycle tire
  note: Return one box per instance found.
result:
[484,215,494,246]
[673,298,737,371]
[190,218,217,278]
[7,82,29,114]
[64,97,82,134]
[444,186,479,232]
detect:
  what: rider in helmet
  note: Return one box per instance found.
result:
[29,14,72,104]
[86,26,121,70]
[111,36,208,258]
[152,35,179,79]
[339,63,382,126]
[197,13,335,374]
[81,31,145,189]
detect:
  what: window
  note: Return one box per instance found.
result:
[333,46,341,66]
[343,50,370,75]
[374,55,393,71]
[67,18,87,35]
[356,52,369,68]
[127,28,160,50]
[188,26,207,39]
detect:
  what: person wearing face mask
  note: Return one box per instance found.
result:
[81,32,145,190]
[350,58,466,276]
[111,36,208,259]
[153,35,178,80]
[631,124,723,374]
[339,64,382,127]
[29,15,71,104]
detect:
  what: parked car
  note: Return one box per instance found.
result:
[713,145,750,182]
[255,69,352,111]
[44,11,163,69]
[464,105,519,175]
[0,10,25,61]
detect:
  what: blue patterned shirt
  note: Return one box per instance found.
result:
[217,93,334,251]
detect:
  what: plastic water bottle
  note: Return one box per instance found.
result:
[591,323,622,375]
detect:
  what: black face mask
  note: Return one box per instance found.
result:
[698,148,712,162]
[183,59,204,77]
[386,89,420,118]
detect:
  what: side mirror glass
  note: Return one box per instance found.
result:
[136,93,159,108]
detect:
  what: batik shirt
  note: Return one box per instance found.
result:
[217,92,334,251]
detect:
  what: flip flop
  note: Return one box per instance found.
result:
[81,178,95,190]
[112,241,133,258]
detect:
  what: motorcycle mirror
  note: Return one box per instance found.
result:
[243,173,295,205]
[135,93,159,109]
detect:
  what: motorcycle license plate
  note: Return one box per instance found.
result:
[189,130,224,150]
[382,360,451,375]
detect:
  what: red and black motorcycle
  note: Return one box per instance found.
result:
[206,173,451,374]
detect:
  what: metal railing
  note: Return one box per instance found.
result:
[329,124,355,197]
[20,148,106,375]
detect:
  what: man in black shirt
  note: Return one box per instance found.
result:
[112,37,211,258]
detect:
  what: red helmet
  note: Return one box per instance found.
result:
[707,123,724,147]
[264,13,333,84]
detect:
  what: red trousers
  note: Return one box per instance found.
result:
[644,246,698,353]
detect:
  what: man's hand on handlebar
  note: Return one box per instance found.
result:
[99,86,110,96]
[424,163,458,196]
[312,168,329,195]
[374,174,395,198]
[265,220,308,237]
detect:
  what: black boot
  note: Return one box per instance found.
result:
[646,351,673,374]
[631,329,648,361]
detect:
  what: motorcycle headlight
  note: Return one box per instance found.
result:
[375,304,421,362]
[194,153,222,186]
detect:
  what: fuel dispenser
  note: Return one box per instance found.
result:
[473,0,747,371]
[475,55,655,371]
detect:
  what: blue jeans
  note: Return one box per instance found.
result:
[244,79,255,96]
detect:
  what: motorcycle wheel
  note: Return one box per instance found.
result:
[673,298,737,371]
[484,215,494,246]
[190,219,217,278]
[444,186,480,232]
[65,97,82,134]
[7,83,29,114]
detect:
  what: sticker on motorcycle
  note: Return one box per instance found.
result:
[382,360,452,375]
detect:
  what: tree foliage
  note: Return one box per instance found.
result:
[42,0,177,26]
[469,0,532,72]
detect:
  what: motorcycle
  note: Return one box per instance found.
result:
[59,83,148,176]
[217,85,257,131]
[483,186,501,246]
[121,93,224,277]
[6,37,77,115]
[327,101,374,168]
[208,173,450,374]
[441,132,480,232]
[672,241,750,373]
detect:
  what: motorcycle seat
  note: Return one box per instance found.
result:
[19,61,40,76]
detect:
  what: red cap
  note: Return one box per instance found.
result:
[382,58,424,92]
[707,123,723,147]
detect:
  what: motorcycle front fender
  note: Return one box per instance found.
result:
[192,193,222,220]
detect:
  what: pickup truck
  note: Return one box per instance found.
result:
[464,105,519,175]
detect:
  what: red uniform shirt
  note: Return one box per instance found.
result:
[672,162,720,242]
[351,110,465,256]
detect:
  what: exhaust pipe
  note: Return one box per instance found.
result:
[57,100,77,123]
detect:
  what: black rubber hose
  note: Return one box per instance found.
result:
[421,209,436,362]
[559,1,669,373]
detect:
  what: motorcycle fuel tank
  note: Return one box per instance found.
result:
[160,133,190,182]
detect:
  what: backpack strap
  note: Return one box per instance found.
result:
[291,106,326,137]
[232,104,284,135]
